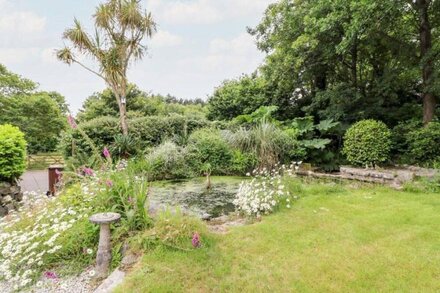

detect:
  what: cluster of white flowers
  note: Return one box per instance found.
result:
[0,190,93,291]
[234,162,301,217]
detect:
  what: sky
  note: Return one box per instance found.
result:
[0,0,276,113]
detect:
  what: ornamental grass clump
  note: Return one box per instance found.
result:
[233,163,298,217]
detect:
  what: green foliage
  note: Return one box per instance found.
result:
[230,150,258,174]
[97,171,151,232]
[403,175,440,193]
[77,86,206,123]
[111,134,139,158]
[406,122,440,167]
[0,63,37,96]
[59,115,209,161]
[207,74,268,120]
[132,208,209,251]
[233,105,279,125]
[0,64,68,154]
[0,124,27,181]
[0,93,67,153]
[343,120,392,167]
[224,122,305,168]
[249,0,437,124]
[290,116,341,171]
[186,128,233,175]
[144,141,192,180]
[391,119,423,162]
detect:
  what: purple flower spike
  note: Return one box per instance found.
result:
[103,147,111,159]
[44,271,58,279]
[192,232,201,248]
[67,115,78,129]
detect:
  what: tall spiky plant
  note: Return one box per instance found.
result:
[57,0,156,135]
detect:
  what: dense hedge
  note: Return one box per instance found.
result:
[59,115,210,159]
[406,122,440,167]
[0,124,27,182]
[342,120,392,167]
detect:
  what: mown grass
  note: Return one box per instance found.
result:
[115,179,440,292]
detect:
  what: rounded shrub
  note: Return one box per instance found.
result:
[186,128,233,175]
[144,141,192,180]
[342,119,392,167]
[0,124,27,182]
[406,122,440,167]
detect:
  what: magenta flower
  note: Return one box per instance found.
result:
[44,271,58,279]
[103,147,111,159]
[127,196,134,205]
[67,115,78,129]
[192,232,201,248]
[105,179,113,187]
[55,168,62,179]
[83,167,94,176]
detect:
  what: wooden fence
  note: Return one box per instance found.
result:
[27,153,64,170]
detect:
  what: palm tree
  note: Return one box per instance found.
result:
[57,0,156,135]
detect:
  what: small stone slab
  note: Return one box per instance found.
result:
[93,268,126,293]
[89,212,121,224]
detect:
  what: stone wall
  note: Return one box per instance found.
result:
[297,166,439,189]
[0,182,23,217]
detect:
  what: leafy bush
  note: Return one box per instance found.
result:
[406,122,440,167]
[230,150,257,175]
[59,115,210,160]
[0,124,27,182]
[144,141,192,180]
[186,128,233,175]
[342,120,392,167]
[391,119,423,162]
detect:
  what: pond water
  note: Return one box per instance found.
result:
[148,176,246,219]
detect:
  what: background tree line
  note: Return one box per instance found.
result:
[208,0,439,127]
[0,64,68,154]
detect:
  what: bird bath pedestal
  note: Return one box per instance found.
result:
[89,212,121,279]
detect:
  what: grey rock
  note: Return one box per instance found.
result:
[93,269,125,293]
[121,253,139,267]
[1,195,13,205]
[0,206,7,217]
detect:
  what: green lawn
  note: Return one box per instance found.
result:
[115,180,440,292]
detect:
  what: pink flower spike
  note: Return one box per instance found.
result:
[83,167,94,176]
[106,180,113,187]
[103,147,111,159]
[67,115,78,129]
[192,232,201,248]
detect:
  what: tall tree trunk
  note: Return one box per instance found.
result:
[114,86,129,136]
[417,0,436,124]
[119,101,128,135]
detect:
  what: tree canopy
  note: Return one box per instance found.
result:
[57,0,156,135]
[0,64,68,153]
[209,0,439,126]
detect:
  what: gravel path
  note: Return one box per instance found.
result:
[0,268,96,293]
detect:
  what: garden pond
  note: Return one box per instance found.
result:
[148,176,246,219]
